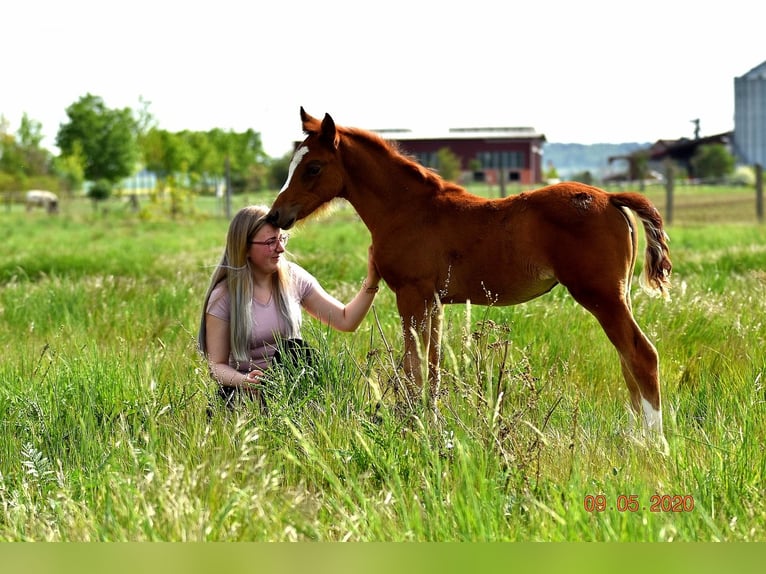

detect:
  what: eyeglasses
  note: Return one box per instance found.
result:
[249,233,289,251]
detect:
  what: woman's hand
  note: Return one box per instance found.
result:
[241,368,265,390]
[366,244,381,287]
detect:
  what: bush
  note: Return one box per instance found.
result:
[0,172,20,193]
[88,179,112,202]
[728,165,756,187]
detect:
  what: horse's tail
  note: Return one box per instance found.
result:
[610,192,672,299]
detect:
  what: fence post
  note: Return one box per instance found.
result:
[664,160,674,225]
[756,163,763,223]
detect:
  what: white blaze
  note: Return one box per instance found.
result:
[280,146,310,193]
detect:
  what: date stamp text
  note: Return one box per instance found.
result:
[584,494,695,513]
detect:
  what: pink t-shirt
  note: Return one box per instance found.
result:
[206,263,318,371]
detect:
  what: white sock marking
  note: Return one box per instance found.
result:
[280,145,309,193]
[641,397,663,435]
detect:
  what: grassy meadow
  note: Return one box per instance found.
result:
[0,183,764,541]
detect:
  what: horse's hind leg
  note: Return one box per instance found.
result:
[604,308,663,435]
[569,289,664,437]
[617,355,663,435]
[618,356,643,415]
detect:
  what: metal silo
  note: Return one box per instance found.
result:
[734,60,766,166]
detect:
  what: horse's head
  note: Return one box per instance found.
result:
[267,108,343,229]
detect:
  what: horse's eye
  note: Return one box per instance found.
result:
[305,162,322,177]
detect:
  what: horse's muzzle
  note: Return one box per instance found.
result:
[266,209,296,230]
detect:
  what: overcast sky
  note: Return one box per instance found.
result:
[3,0,764,157]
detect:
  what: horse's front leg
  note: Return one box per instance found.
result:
[396,289,437,403]
[428,298,444,399]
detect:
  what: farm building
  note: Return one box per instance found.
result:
[376,126,547,186]
[612,57,765,177]
[734,59,766,166]
[646,131,733,177]
[607,131,734,182]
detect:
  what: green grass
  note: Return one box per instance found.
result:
[0,188,764,541]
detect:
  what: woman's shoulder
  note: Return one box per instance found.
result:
[206,280,230,316]
[286,262,319,295]
[210,279,228,298]
[287,261,313,280]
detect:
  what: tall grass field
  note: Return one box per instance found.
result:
[1,184,764,541]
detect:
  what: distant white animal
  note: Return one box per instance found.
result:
[25,190,59,213]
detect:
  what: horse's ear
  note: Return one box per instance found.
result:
[319,113,339,149]
[300,107,322,135]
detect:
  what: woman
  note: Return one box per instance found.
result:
[198,205,381,406]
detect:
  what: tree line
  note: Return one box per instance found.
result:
[1,94,293,206]
[3,93,743,211]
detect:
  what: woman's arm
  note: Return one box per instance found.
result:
[205,313,263,389]
[301,246,381,332]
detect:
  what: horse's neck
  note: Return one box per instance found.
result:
[343,139,439,231]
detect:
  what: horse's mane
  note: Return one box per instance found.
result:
[342,126,462,194]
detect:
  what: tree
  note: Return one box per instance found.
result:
[691,144,735,182]
[18,115,54,177]
[0,117,22,178]
[571,170,594,185]
[207,128,268,192]
[142,128,192,178]
[137,126,268,194]
[544,161,560,182]
[1,113,54,179]
[436,147,461,182]
[53,141,85,193]
[183,130,222,192]
[140,127,195,217]
[56,94,139,184]
[633,150,650,182]
[0,114,56,194]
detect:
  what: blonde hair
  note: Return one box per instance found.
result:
[198,205,300,367]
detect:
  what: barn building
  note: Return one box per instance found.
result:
[377,126,547,185]
[648,131,733,177]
